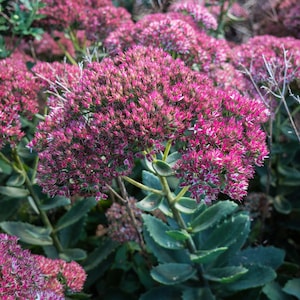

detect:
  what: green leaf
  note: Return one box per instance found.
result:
[83,239,119,271]
[140,286,182,300]
[204,266,248,283]
[263,282,292,300]
[182,287,216,300]
[277,164,300,180]
[151,263,196,285]
[6,173,26,186]
[166,151,181,167]
[191,200,238,232]
[136,193,162,211]
[190,247,228,264]
[230,246,285,270]
[143,227,190,264]
[55,197,97,232]
[0,186,29,197]
[40,195,71,211]
[166,230,190,241]
[152,160,174,177]
[0,159,12,174]
[225,265,276,292]
[0,197,22,221]
[59,248,87,261]
[203,212,250,249]
[142,170,162,192]
[175,197,197,214]
[273,195,292,214]
[283,279,300,299]
[143,214,184,250]
[0,221,53,245]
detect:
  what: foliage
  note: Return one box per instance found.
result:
[1,0,300,299]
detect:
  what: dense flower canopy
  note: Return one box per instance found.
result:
[32,45,269,202]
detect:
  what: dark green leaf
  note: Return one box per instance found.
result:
[143,226,190,264]
[283,279,300,299]
[190,247,228,264]
[225,265,276,291]
[59,248,87,261]
[182,287,216,300]
[191,200,238,233]
[263,282,292,300]
[151,263,196,285]
[6,173,26,186]
[166,230,190,241]
[136,193,162,211]
[0,197,22,221]
[230,246,285,270]
[0,186,29,197]
[140,286,182,300]
[175,197,197,214]
[0,221,53,245]
[0,159,12,174]
[55,197,97,232]
[143,214,184,249]
[40,195,71,211]
[204,266,248,283]
[273,195,292,214]
[152,160,174,177]
[83,239,119,271]
[142,170,162,193]
[277,164,300,180]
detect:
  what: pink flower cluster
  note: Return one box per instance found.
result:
[106,197,143,243]
[176,90,269,203]
[33,45,269,202]
[0,54,39,149]
[169,0,218,32]
[34,255,87,297]
[32,46,208,199]
[232,35,300,99]
[0,233,87,299]
[0,234,44,299]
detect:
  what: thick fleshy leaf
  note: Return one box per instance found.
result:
[263,282,291,300]
[166,151,181,167]
[142,170,162,192]
[151,263,196,285]
[83,239,119,271]
[166,230,190,241]
[191,200,238,233]
[204,266,248,283]
[152,160,174,177]
[190,247,228,264]
[273,195,292,214]
[0,159,12,174]
[0,186,29,197]
[143,227,190,264]
[182,287,216,300]
[40,195,71,211]
[175,197,197,214]
[140,286,182,300]
[6,173,26,186]
[203,212,250,249]
[136,193,162,211]
[142,214,184,249]
[282,279,300,299]
[55,197,97,232]
[225,265,276,291]
[59,248,87,261]
[0,221,53,245]
[230,246,285,270]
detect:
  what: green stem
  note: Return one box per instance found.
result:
[123,176,164,196]
[163,140,172,161]
[159,176,209,287]
[13,149,64,253]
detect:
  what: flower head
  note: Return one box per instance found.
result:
[0,54,39,149]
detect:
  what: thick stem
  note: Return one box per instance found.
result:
[123,175,164,195]
[159,176,209,287]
